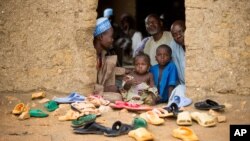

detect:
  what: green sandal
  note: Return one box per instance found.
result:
[29,109,48,118]
[132,117,147,129]
[71,114,96,128]
[44,100,58,112]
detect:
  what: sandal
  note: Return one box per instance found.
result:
[71,114,97,128]
[44,100,58,112]
[53,92,85,104]
[12,103,25,115]
[140,111,164,125]
[104,121,133,137]
[177,111,192,126]
[191,112,216,127]
[128,127,154,141]
[132,117,148,129]
[172,127,199,141]
[152,108,174,118]
[194,99,225,110]
[73,122,112,135]
[29,109,48,118]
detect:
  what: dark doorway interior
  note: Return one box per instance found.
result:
[136,0,185,37]
[97,0,185,37]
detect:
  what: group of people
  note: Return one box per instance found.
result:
[93,8,187,106]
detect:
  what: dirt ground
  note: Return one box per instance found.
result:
[0,92,249,141]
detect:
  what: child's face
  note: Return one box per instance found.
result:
[156,48,171,66]
[134,57,149,75]
[100,28,114,49]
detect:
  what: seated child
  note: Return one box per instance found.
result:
[121,53,158,105]
[150,44,178,103]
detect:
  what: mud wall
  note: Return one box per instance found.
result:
[185,0,250,97]
[0,0,98,94]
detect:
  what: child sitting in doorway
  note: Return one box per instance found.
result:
[121,53,158,105]
[150,44,178,103]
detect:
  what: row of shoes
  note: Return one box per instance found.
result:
[71,114,154,141]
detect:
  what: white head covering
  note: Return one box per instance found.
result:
[94,17,112,37]
[103,8,113,17]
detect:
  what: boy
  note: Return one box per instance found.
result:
[150,44,178,103]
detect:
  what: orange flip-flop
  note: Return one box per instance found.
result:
[172,127,199,141]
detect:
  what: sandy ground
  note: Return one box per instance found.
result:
[0,91,249,141]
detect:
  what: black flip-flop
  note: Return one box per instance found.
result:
[194,99,225,110]
[163,103,183,117]
[73,122,111,134]
[104,121,133,137]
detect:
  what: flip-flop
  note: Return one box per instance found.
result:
[176,111,192,126]
[152,108,174,118]
[44,100,59,112]
[12,103,25,115]
[128,127,154,141]
[86,95,110,107]
[191,112,216,127]
[104,121,133,137]
[163,103,183,117]
[71,114,97,128]
[132,117,148,129]
[73,122,112,134]
[172,127,199,141]
[194,99,225,110]
[71,102,101,116]
[110,101,152,111]
[53,92,85,104]
[29,109,48,118]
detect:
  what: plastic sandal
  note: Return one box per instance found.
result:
[172,127,199,141]
[194,99,225,110]
[104,121,133,137]
[132,117,148,129]
[53,92,85,104]
[12,103,25,115]
[128,127,154,141]
[29,109,48,118]
[44,100,58,112]
[71,114,97,128]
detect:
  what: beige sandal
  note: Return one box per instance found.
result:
[128,127,154,141]
[191,112,216,127]
[58,110,82,121]
[172,127,199,141]
[152,108,174,118]
[140,111,164,125]
[177,111,192,126]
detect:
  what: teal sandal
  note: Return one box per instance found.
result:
[29,109,48,118]
[44,100,58,112]
[71,114,96,128]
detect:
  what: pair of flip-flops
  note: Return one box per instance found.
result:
[73,120,133,137]
[53,92,85,104]
[195,99,225,110]
[109,101,152,111]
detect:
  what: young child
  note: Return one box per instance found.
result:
[150,44,178,103]
[121,53,158,105]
